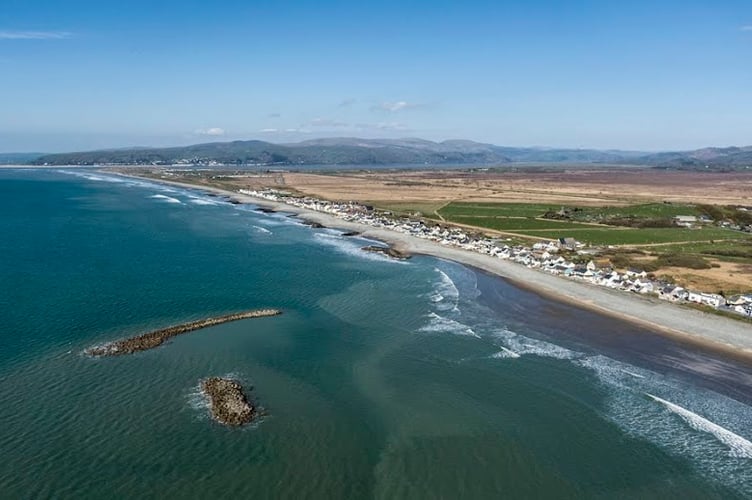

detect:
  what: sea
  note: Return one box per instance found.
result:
[1,168,751,499]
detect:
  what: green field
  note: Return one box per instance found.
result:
[432,201,748,246]
[572,203,701,220]
[439,201,701,221]
[514,227,751,246]
[373,201,445,217]
[439,202,557,218]
[448,216,598,231]
[643,240,752,261]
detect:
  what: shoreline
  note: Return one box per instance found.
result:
[113,172,752,361]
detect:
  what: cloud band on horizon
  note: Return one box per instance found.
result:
[0,30,73,40]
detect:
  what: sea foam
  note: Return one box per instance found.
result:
[188,196,221,206]
[492,328,579,360]
[251,225,272,234]
[312,232,406,264]
[647,393,752,459]
[574,353,752,493]
[419,312,480,338]
[431,268,460,312]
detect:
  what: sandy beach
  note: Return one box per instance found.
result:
[119,173,752,359]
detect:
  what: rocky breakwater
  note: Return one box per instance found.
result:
[86,309,282,356]
[361,245,411,260]
[201,377,255,426]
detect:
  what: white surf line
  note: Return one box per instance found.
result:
[251,225,272,234]
[621,369,646,379]
[150,194,182,204]
[492,346,521,359]
[420,312,481,338]
[647,393,752,459]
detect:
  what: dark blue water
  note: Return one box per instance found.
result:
[1,169,750,499]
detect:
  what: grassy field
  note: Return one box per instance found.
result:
[571,203,701,220]
[438,202,701,220]
[447,216,598,231]
[434,201,749,246]
[372,201,445,218]
[439,202,557,218]
[643,240,752,261]
[513,227,750,246]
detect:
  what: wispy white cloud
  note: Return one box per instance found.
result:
[260,128,279,133]
[375,122,409,131]
[371,100,423,113]
[309,118,349,128]
[194,127,225,136]
[742,25,752,31]
[0,30,73,40]
[355,121,409,131]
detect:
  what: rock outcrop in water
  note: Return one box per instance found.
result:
[361,245,411,260]
[301,220,325,228]
[202,377,255,426]
[86,309,282,356]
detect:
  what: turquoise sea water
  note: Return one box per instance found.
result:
[1,169,751,499]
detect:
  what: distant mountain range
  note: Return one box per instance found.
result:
[20,138,752,169]
[0,152,46,165]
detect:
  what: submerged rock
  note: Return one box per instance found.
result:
[361,245,411,260]
[202,377,255,426]
[301,220,325,228]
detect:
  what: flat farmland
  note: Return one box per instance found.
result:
[279,169,752,206]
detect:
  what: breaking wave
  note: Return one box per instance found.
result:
[575,354,752,493]
[188,196,221,206]
[419,312,479,338]
[251,225,272,234]
[150,194,182,204]
[491,327,580,360]
[312,232,406,264]
[430,268,460,312]
[647,394,752,459]
[491,346,521,359]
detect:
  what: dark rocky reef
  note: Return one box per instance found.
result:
[341,231,360,237]
[361,245,411,260]
[202,377,255,426]
[86,309,282,356]
[301,220,325,229]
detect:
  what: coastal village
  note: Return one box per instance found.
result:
[240,188,752,320]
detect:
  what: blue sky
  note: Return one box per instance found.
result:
[1,0,751,152]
